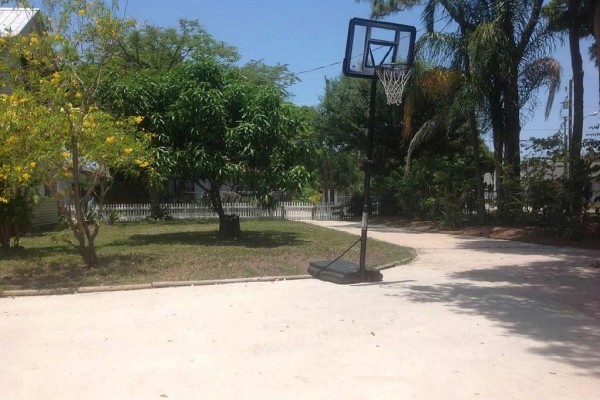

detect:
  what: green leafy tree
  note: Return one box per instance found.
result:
[102,58,314,238]
[238,60,299,99]
[0,1,151,266]
[316,74,411,212]
[115,18,239,71]
[315,66,490,218]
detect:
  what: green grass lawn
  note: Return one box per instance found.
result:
[0,219,414,290]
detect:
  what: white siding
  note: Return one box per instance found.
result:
[0,8,40,36]
[31,197,59,228]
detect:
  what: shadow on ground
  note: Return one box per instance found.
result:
[114,230,307,249]
[382,256,600,377]
[0,253,159,290]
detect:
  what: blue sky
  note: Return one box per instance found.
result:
[119,0,599,143]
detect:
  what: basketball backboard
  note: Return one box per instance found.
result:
[343,18,416,78]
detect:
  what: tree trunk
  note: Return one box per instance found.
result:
[594,1,600,109]
[219,214,241,240]
[78,243,99,267]
[500,0,521,221]
[568,0,585,231]
[70,135,100,268]
[208,184,242,239]
[503,65,522,221]
[489,85,506,221]
[469,112,486,224]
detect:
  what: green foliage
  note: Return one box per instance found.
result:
[115,19,239,71]
[101,57,315,218]
[238,60,299,98]
[345,193,367,218]
[543,0,595,39]
[0,0,153,267]
[383,152,481,224]
[105,209,120,225]
[520,133,598,238]
[316,75,406,199]
[146,204,174,221]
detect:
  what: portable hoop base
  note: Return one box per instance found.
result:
[308,260,383,284]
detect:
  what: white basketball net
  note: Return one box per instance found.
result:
[376,65,412,105]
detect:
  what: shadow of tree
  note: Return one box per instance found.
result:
[118,229,307,249]
[0,245,73,261]
[1,253,159,289]
[382,257,600,376]
[454,237,600,257]
[2,262,85,289]
[328,221,600,374]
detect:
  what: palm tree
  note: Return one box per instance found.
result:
[367,0,561,222]
[544,0,591,229]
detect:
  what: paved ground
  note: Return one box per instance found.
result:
[1,221,599,399]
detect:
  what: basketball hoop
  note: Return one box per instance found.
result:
[376,65,412,105]
[310,18,416,284]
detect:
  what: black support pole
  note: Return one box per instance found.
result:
[358,73,378,281]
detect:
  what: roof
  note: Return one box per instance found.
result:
[0,7,40,36]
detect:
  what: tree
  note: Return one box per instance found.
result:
[238,60,299,99]
[315,65,491,218]
[115,18,239,71]
[0,1,151,266]
[366,0,561,222]
[544,0,593,230]
[102,58,315,238]
[317,73,414,213]
[0,93,49,249]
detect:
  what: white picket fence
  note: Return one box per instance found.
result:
[99,202,350,222]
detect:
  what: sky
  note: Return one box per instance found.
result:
[114,0,599,144]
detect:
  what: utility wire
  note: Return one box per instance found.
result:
[295,14,447,77]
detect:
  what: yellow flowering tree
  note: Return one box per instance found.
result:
[0,1,152,266]
[0,92,52,249]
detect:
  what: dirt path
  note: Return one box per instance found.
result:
[1,221,599,399]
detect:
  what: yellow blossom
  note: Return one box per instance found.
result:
[106,136,116,144]
[21,173,31,182]
[77,9,86,16]
[134,116,144,124]
[29,36,39,45]
[75,92,82,98]
[0,197,8,204]
[50,72,61,85]
[135,160,149,168]
[61,151,70,158]
[124,147,133,154]
[30,161,36,168]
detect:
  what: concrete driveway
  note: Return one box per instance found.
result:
[1,220,599,399]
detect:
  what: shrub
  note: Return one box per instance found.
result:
[0,191,33,250]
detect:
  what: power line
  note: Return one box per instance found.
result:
[296,60,343,76]
[295,14,447,77]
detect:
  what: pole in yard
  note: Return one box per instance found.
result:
[358,75,378,281]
